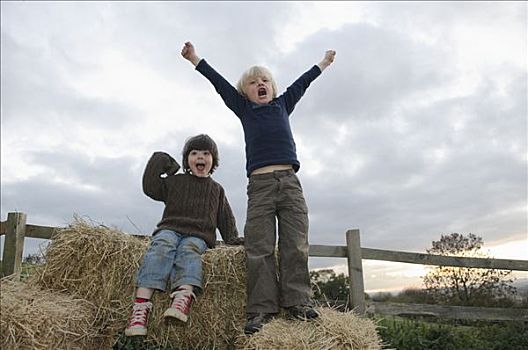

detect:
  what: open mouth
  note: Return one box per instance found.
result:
[258,88,267,97]
[195,162,206,171]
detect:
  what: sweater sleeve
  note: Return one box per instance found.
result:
[282,65,322,115]
[216,187,241,244]
[195,59,247,117]
[142,152,181,202]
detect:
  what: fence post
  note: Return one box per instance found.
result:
[346,229,366,314]
[1,212,27,279]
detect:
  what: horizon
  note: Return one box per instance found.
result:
[1,213,526,294]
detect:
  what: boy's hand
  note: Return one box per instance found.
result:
[317,50,336,71]
[181,41,201,67]
[164,162,180,176]
[324,50,336,64]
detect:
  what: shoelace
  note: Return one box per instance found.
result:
[129,302,152,325]
[169,289,196,310]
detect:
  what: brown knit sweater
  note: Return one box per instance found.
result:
[142,152,240,248]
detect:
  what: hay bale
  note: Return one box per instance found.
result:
[30,218,148,342]
[143,244,247,349]
[30,218,247,349]
[0,277,107,349]
[238,307,382,350]
[29,218,382,349]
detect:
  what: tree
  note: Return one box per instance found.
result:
[23,253,45,265]
[310,269,349,302]
[422,233,516,307]
[372,287,434,304]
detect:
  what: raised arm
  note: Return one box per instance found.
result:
[181,41,246,117]
[317,49,336,71]
[282,49,336,114]
[142,152,180,202]
[181,41,202,67]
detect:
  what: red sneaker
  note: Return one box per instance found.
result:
[125,301,153,336]
[163,288,196,322]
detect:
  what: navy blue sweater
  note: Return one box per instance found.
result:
[196,59,322,177]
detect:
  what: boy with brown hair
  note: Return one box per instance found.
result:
[125,134,243,337]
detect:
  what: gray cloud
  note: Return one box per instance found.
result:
[299,68,526,251]
[1,32,143,133]
[278,23,451,124]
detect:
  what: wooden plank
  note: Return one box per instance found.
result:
[361,248,528,271]
[310,245,528,271]
[309,244,347,257]
[25,224,57,239]
[347,229,366,314]
[367,301,528,322]
[6,220,528,271]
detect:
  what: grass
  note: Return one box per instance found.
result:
[375,315,528,350]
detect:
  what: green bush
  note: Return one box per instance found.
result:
[375,316,528,350]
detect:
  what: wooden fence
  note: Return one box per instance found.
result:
[1,211,527,322]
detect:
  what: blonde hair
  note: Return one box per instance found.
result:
[236,66,278,99]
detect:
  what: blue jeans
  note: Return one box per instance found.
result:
[136,229,207,293]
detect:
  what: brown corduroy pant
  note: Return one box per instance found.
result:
[244,169,312,314]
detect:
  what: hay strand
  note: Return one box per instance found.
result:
[239,307,383,350]
[0,277,106,349]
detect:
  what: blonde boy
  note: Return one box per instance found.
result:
[182,43,335,335]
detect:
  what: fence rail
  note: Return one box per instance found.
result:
[1,211,527,322]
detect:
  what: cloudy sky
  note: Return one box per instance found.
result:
[1,1,526,292]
